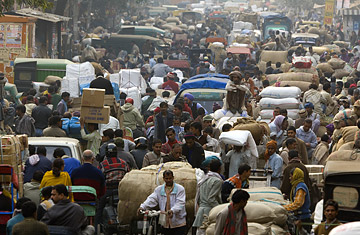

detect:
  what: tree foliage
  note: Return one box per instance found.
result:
[1,0,53,13]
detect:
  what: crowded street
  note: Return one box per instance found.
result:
[0,0,359,234]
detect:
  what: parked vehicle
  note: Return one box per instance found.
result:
[324,160,360,222]
[291,33,320,47]
[28,137,82,162]
[14,58,73,92]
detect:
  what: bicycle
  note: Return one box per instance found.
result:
[139,210,163,235]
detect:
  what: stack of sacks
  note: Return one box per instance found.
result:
[149,77,164,90]
[290,66,319,76]
[117,162,197,225]
[258,51,291,73]
[258,87,301,122]
[274,72,319,91]
[327,58,348,79]
[326,150,360,162]
[205,187,288,235]
[213,108,248,125]
[333,125,358,151]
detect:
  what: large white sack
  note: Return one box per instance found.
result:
[60,78,69,95]
[260,109,299,120]
[109,73,120,85]
[66,62,95,78]
[150,77,164,84]
[248,223,271,235]
[67,77,80,98]
[246,187,285,203]
[205,223,215,235]
[213,109,239,121]
[259,86,302,99]
[244,22,253,30]
[120,69,147,94]
[120,87,141,110]
[219,130,258,158]
[215,116,241,130]
[271,224,288,235]
[150,83,161,90]
[260,98,300,110]
[233,21,245,30]
[246,202,277,224]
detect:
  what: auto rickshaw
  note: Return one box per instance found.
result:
[324,160,360,222]
[290,33,320,48]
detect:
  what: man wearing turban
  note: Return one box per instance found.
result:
[264,140,283,189]
[225,71,251,114]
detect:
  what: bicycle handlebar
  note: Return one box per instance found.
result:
[139,210,162,217]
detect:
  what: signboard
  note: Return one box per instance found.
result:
[324,0,335,25]
[6,24,22,48]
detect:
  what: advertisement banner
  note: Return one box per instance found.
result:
[324,0,335,25]
[6,24,22,48]
[0,24,5,48]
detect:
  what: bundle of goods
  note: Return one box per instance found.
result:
[316,63,334,75]
[310,46,330,55]
[260,51,288,64]
[328,58,346,70]
[44,75,62,85]
[0,135,28,196]
[165,17,180,24]
[265,74,281,86]
[292,56,312,69]
[230,118,269,145]
[62,62,95,98]
[149,76,164,90]
[333,109,357,129]
[290,66,319,76]
[308,27,320,35]
[117,162,197,225]
[80,88,110,124]
[326,149,360,162]
[276,72,319,85]
[205,187,288,235]
[333,41,350,48]
[120,69,147,110]
[258,86,301,121]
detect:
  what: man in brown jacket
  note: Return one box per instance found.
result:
[313,134,330,165]
[283,126,308,164]
[281,150,311,200]
[314,199,341,235]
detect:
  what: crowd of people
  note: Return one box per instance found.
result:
[3,3,360,235]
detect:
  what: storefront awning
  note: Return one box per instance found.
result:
[13,8,70,23]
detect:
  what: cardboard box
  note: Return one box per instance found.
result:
[81,106,110,124]
[81,88,105,107]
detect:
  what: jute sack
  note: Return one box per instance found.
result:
[44,75,62,85]
[341,126,358,143]
[117,162,196,225]
[316,63,334,74]
[311,46,329,55]
[232,122,263,145]
[266,74,281,85]
[317,126,327,137]
[260,109,299,120]
[248,223,271,235]
[328,58,346,70]
[333,109,357,129]
[260,51,288,64]
[275,80,312,92]
[276,72,319,85]
[291,67,319,76]
[319,29,328,36]
[308,27,320,35]
[230,187,285,203]
[260,97,300,110]
[209,203,228,224]
[325,34,334,43]
[335,138,345,151]
[205,223,215,235]
[338,141,354,151]
[245,202,277,224]
[334,69,350,79]
[326,149,360,162]
[333,41,350,48]
[271,224,288,235]
[261,201,288,226]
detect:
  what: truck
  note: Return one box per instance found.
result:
[260,13,292,40]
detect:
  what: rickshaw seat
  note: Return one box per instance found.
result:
[67,186,97,217]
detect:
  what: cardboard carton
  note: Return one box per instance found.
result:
[81,106,110,124]
[81,88,105,107]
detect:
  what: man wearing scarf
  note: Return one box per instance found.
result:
[138,170,187,235]
[269,115,288,148]
[215,189,249,235]
[221,164,251,203]
[283,167,312,233]
[193,160,223,234]
[264,140,283,189]
[225,71,251,114]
